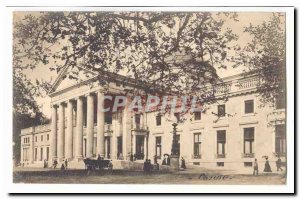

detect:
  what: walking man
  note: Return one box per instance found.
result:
[276,157,283,171]
[253,158,259,176]
[65,159,68,169]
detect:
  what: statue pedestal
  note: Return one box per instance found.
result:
[170,155,180,170]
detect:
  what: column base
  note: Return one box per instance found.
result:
[170,155,180,170]
[51,156,57,162]
[57,157,65,162]
[75,156,83,162]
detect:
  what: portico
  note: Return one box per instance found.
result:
[50,91,108,162]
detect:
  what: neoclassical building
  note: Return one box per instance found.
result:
[20,67,286,171]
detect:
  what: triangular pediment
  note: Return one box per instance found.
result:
[49,65,97,94]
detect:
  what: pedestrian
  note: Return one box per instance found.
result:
[276,157,283,171]
[153,155,158,164]
[148,159,152,172]
[65,159,68,169]
[166,155,171,165]
[43,159,47,168]
[97,154,101,161]
[61,163,65,170]
[263,156,272,172]
[130,153,133,161]
[53,160,58,169]
[253,158,259,176]
[143,159,147,172]
[181,157,186,170]
[162,157,166,165]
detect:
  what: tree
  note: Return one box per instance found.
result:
[13,46,50,164]
[14,11,239,116]
[235,13,285,106]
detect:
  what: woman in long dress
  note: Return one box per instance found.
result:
[263,157,272,172]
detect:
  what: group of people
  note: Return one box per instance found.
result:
[162,155,171,165]
[50,159,68,170]
[253,156,284,176]
[129,153,145,161]
[143,159,154,172]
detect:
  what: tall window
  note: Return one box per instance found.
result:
[155,136,162,159]
[34,148,37,161]
[47,134,49,141]
[275,125,286,154]
[40,148,43,161]
[275,94,285,109]
[135,114,141,129]
[194,111,201,121]
[244,100,254,114]
[104,113,112,124]
[244,127,254,154]
[218,104,226,117]
[193,133,201,158]
[41,135,43,142]
[156,115,162,126]
[46,147,49,160]
[174,112,181,122]
[217,130,226,156]
[35,136,37,142]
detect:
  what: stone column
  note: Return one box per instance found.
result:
[122,106,131,160]
[111,114,117,160]
[30,132,34,163]
[140,113,144,129]
[86,94,94,158]
[97,92,105,157]
[75,97,84,160]
[57,103,65,161]
[144,135,148,160]
[20,145,24,164]
[132,134,136,156]
[50,105,57,161]
[66,100,73,160]
[104,138,108,158]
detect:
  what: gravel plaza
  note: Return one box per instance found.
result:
[13,166,286,185]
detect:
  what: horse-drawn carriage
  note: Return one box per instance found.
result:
[83,158,113,171]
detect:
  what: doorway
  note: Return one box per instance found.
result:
[135,135,145,160]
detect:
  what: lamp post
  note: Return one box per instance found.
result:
[170,115,180,170]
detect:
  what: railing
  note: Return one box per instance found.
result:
[21,127,34,134]
[273,152,286,157]
[212,76,260,96]
[131,122,147,131]
[104,124,113,132]
[267,109,285,122]
[242,153,255,158]
[192,154,202,159]
[235,77,259,90]
[216,154,226,158]
[34,124,51,132]
[214,83,231,95]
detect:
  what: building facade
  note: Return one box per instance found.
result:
[20,69,286,171]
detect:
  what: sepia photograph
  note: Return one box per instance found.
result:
[3,5,295,194]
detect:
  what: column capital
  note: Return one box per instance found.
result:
[67,98,76,103]
[51,104,58,108]
[75,96,84,100]
[85,92,96,97]
[59,101,67,106]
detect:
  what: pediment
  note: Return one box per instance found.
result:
[49,65,97,94]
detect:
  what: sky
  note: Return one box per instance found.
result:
[13,12,283,118]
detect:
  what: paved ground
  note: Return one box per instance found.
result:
[13,167,286,185]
